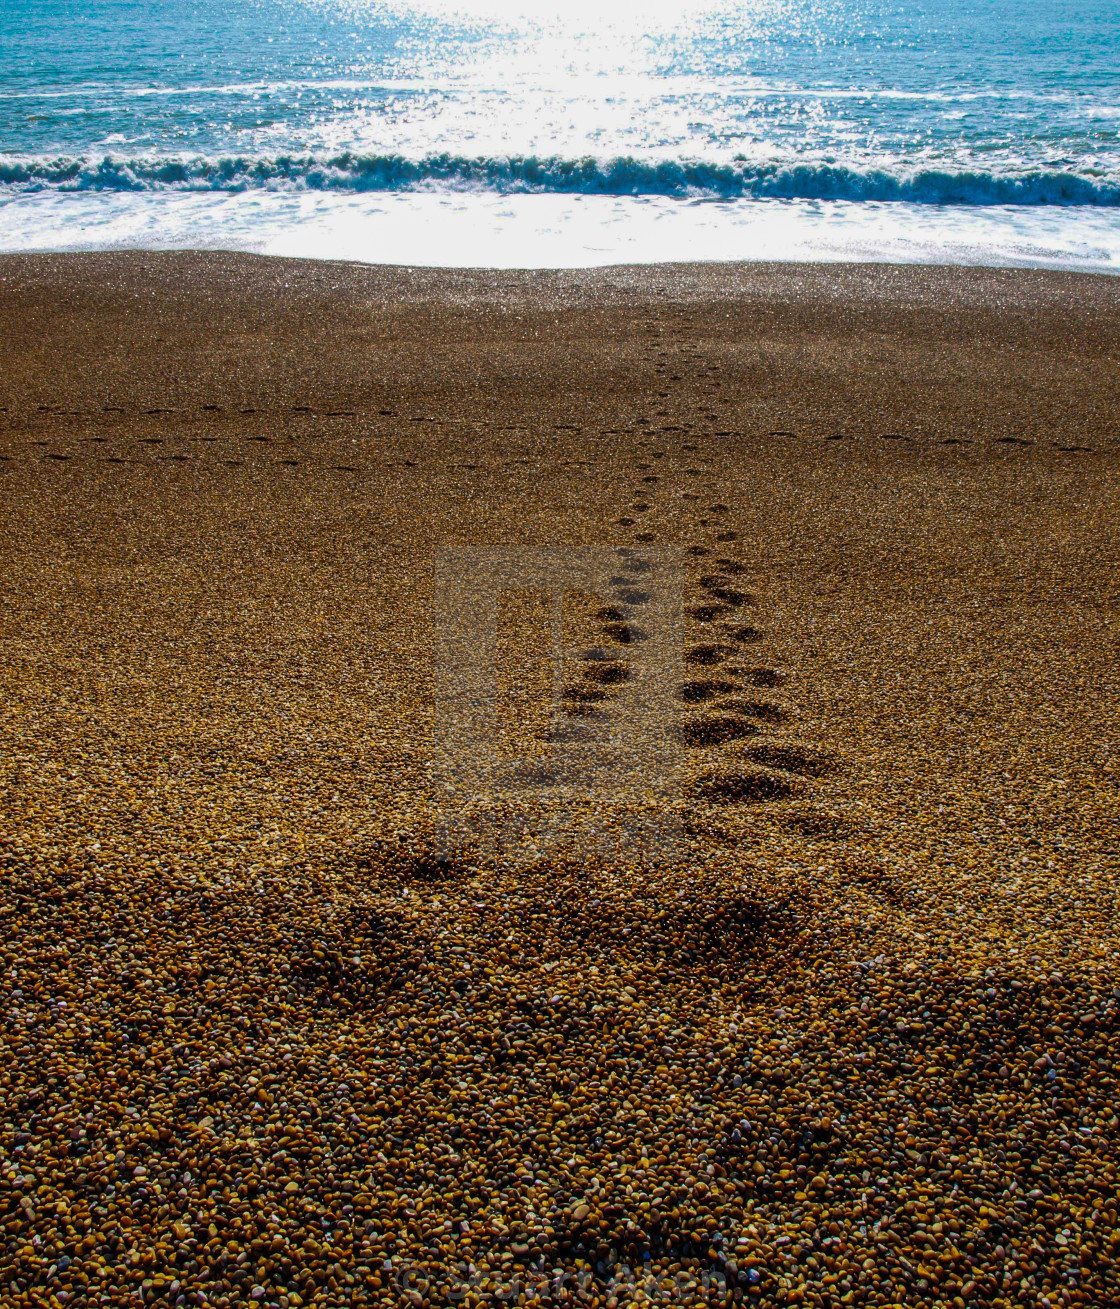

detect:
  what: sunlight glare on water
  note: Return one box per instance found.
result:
[0,0,1117,268]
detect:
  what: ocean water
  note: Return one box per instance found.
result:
[1,0,1118,270]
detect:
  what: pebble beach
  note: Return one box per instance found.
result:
[1,253,1119,1309]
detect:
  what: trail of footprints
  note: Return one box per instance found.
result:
[554,453,835,814]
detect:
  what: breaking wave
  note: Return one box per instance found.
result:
[1,152,1119,206]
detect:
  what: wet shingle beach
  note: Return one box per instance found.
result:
[1,254,1119,1309]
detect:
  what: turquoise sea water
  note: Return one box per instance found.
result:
[1,0,1118,268]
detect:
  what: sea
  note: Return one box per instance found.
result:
[1,0,1118,271]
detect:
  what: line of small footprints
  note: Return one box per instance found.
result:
[0,405,435,475]
[0,402,1109,475]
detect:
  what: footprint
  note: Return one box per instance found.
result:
[614,588,650,605]
[722,624,764,644]
[712,558,747,575]
[45,453,70,461]
[1054,444,1093,453]
[687,603,731,623]
[331,465,358,472]
[618,517,636,526]
[602,623,647,645]
[597,606,626,621]
[563,702,609,719]
[681,717,759,747]
[277,459,300,466]
[697,770,797,803]
[996,437,1032,446]
[678,679,736,703]
[583,663,630,686]
[685,545,709,556]
[783,808,849,839]
[738,667,787,688]
[718,699,789,724]
[741,744,835,777]
[715,531,738,542]
[684,644,736,666]
[700,580,751,607]
[635,533,656,543]
[563,686,608,704]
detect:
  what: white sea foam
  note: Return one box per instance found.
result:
[1,190,1116,273]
